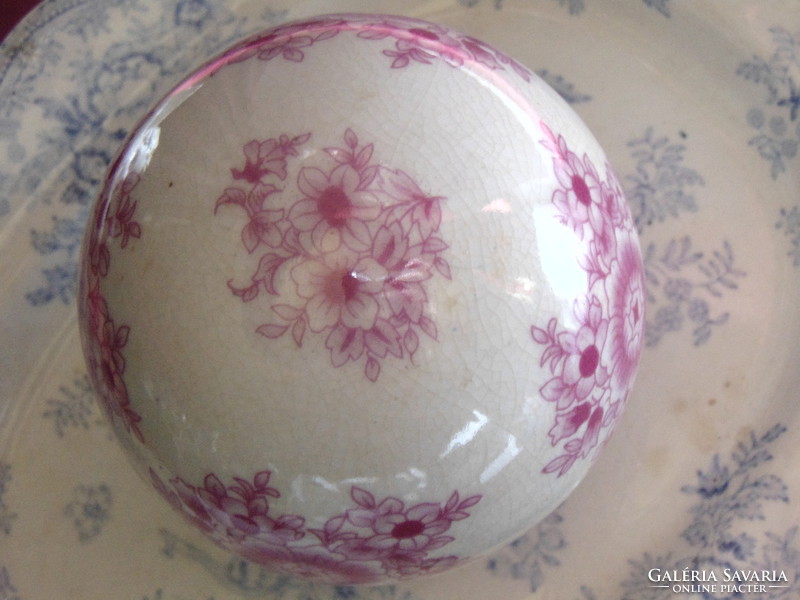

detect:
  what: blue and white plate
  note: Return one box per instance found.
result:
[2,1,799,598]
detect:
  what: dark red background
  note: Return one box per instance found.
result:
[2,0,42,42]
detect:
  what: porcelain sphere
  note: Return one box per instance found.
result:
[78,14,645,585]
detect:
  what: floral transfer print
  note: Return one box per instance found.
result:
[150,468,480,585]
[78,171,143,442]
[531,123,645,477]
[64,483,113,543]
[643,237,745,347]
[160,527,418,600]
[487,425,800,599]
[617,424,799,600]
[625,127,704,233]
[486,511,566,592]
[227,14,532,82]
[216,129,449,382]
[42,373,103,437]
[776,204,800,267]
[0,567,22,600]
[738,27,800,179]
[0,462,16,536]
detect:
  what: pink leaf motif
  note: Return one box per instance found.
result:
[252,253,287,296]
[344,128,358,148]
[114,325,130,348]
[253,470,275,491]
[423,237,448,253]
[325,514,346,535]
[242,223,261,254]
[357,28,390,41]
[456,494,482,511]
[543,453,578,477]
[531,324,551,345]
[126,222,142,243]
[418,315,438,341]
[232,477,254,498]
[257,323,289,339]
[324,147,351,164]
[351,486,376,509]
[354,144,374,170]
[365,356,381,382]
[364,319,402,359]
[272,304,304,321]
[203,474,227,499]
[291,318,306,347]
[386,52,410,69]
[292,132,312,146]
[403,328,419,356]
[444,491,460,513]
[215,187,247,213]
[283,48,304,62]
[433,256,451,280]
[228,280,260,303]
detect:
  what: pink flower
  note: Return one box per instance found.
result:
[605,233,645,391]
[291,247,387,333]
[371,222,433,323]
[560,297,610,400]
[344,495,454,556]
[551,148,604,238]
[289,164,381,252]
[378,168,443,240]
[325,324,366,367]
[459,35,502,70]
[254,19,344,63]
[540,296,610,412]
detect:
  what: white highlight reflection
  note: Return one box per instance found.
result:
[441,410,489,458]
[480,434,522,484]
[534,204,587,327]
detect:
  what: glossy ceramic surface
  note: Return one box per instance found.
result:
[2,0,800,599]
[77,14,644,584]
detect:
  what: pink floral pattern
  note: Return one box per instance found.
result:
[149,467,481,584]
[216,129,449,382]
[531,123,645,477]
[79,171,144,442]
[226,14,532,81]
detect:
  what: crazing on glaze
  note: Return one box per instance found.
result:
[77,12,644,583]
[149,467,480,584]
[215,129,450,382]
[227,14,532,81]
[531,123,645,477]
[80,171,144,443]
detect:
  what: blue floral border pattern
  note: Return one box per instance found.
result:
[535,69,591,104]
[625,128,703,232]
[0,566,22,600]
[615,424,799,600]
[776,206,800,267]
[0,462,16,536]
[625,127,744,348]
[64,483,113,543]
[738,27,800,269]
[0,0,283,307]
[42,373,104,436]
[158,529,419,600]
[0,464,19,600]
[738,27,800,180]
[488,424,800,599]
[485,511,566,592]
[457,0,672,17]
[642,237,744,347]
